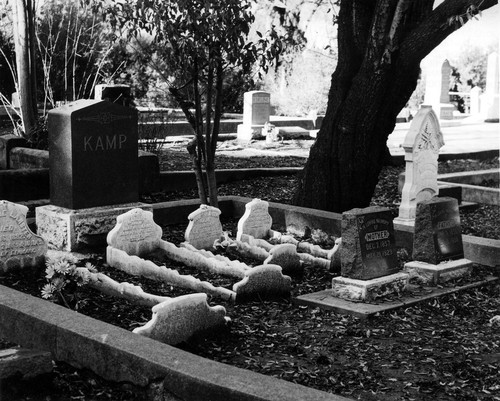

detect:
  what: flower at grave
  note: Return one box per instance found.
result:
[85,262,97,273]
[51,276,65,291]
[54,260,71,274]
[41,283,56,299]
[45,265,57,279]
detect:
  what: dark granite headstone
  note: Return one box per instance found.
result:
[413,196,464,264]
[341,206,399,280]
[48,99,138,209]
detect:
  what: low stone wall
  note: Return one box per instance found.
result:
[0,285,347,401]
[10,148,49,169]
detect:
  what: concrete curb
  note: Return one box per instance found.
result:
[0,285,350,401]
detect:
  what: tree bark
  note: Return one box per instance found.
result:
[11,0,37,136]
[293,0,497,213]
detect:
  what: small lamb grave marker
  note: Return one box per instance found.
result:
[185,205,223,250]
[133,293,230,345]
[0,200,47,273]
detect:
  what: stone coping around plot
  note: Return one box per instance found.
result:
[0,284,350,401]
[436,181,499,206]
[294,276,499,318]
[149,196,500,269]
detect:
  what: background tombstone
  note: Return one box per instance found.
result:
[340,206,399,280]
[423,59,455,119]
[237,91,271,142]
[469,86,482,116]
[48,99,138,209]
[394,106,444,227]
[481,52,499,122]
[236,198,272,241]
[184,205,223,250]
[94,84,133,107]
[0,200,46,273]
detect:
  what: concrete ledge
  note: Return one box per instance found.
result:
[10,147,49,169]
[0,347,53,379]
[404,259,473,284]
[0,134,27,169]
[0,285,349,401]
[294,276,499,318]
[158,168,301,191]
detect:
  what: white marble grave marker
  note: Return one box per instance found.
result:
[0,200,47,273]
[236,199,272,241]
[394,107,444,226]
[237,91,271,141]
[107,208,162,256]
[264,244,303,276]
[133,293,230,345]
[184,205,223,250]
[482,52,499,121]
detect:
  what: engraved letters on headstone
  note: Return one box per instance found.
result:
[48,99,138,209]
[0,200,47,272]
[341,207,399,280]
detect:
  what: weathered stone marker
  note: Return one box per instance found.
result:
[481,52,499,122]
[405,196,472,284]
[423,58,455,119]
[236,198,272,241]
[107,208,162,257]
[0,200,46,273]
[48,99,138,209]
[184,205,223,250]
[413,197,464,264]
[394,106,444,226]
[340,206,399,280]
[237,91,271,141]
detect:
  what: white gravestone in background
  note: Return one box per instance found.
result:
[236,198,272,241]
[184,205,223,250]
[237,91,271,141]
[423,59,455,120]
[0,200,47,273]
[394,106,444,227]
[481,52,499,122]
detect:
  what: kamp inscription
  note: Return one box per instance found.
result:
[0,201,46,272]
[341,207,399,280]
[48,99,138,209]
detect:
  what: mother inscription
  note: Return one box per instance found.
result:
[0,200,47,273]
[341,206,399,280]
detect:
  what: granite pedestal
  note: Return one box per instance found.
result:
[404,258,473,285]
[36,203,153,251]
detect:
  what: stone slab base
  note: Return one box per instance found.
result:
[237,124,265,142]
[36,203,153,251]
[404,258,473,285]
[294,276,498,318]
[393,217,415,227]
[331,272,409,302]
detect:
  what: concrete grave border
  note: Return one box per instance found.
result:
[0,284,349,401]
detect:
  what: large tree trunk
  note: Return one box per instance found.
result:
[293,0,497,213]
